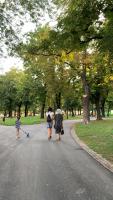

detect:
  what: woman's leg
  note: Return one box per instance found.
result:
[16,128,20,139]
[48,128,51,139]
[48,123,52,139]
[50,128,52,138]
[56,133,61,141]
[58,133,61,141]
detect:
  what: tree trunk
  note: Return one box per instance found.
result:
[81,61,90,124]
[33,109,36,116]
[66,109,69,119]
[95,94,102,120]
[8,100,12,117]
[101,98,106,118]
[25,104,28,117]
[71,108,74,117]
[82,93,90,123]
[40,103,45,118]
[55,92,61,108]
[40,91,46,119]
[78,108,80,115]
[18,104,21,117]
[107,104,110,117]
[96,102,102,120]
[4,111,6,117]
[9,109,12,118]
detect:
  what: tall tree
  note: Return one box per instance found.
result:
[0,70,17,117]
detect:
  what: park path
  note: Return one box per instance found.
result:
[0,120,113,200]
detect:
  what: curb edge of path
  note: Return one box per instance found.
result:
[70,125,113,173]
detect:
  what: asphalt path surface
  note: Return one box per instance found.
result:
[0,120,113,200]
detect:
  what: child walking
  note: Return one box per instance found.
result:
[15,116,21,139]
[46,107,54,140]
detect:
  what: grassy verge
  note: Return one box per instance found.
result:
[64,115,82,120]
[75,120,113,163]
[0,114,82,126]
[0,116,45,126]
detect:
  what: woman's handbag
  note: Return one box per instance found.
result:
[61,129,64,135]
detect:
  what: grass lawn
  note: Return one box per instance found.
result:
[64,115,83,120]
[75,120,113,163]
[0,116,45,126]
[0,114,82,126]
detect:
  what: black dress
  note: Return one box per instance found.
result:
[54,114,63,133]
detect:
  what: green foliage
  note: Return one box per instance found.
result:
[98,11,113,58]
[0,68,41,116]
[0,71,17,114]
[2,0,113,121]
[89,53,112,103]
[54,0,103,51]
[106,91,113,110]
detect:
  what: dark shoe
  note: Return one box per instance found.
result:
[27,133,30,138]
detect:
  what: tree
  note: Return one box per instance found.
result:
[14,71,26,116]
[14,0,113,123]
[98,0,113,58]
[16,27,71,113]
[0,68,39,117]
[0,70,17,117]
[0,0,50,54]
[23,61,47,118]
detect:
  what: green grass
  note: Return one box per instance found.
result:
[75,120,113,163]
[0,114,82,126]
[0,116,45,126]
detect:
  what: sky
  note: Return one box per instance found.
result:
[0,57,23,74]
[0,22,36,74]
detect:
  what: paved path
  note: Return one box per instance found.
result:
[0,120,113,200]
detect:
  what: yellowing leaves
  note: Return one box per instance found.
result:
[68,52,74,61]
[61,51,67,61]
[109,76,113,81]
[54,51,75,64]
[104,75,113,84]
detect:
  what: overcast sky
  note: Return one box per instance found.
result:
[0,22,36,74]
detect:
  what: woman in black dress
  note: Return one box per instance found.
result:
[54,108,63,141]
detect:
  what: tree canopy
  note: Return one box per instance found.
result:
[1,0,113,122]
